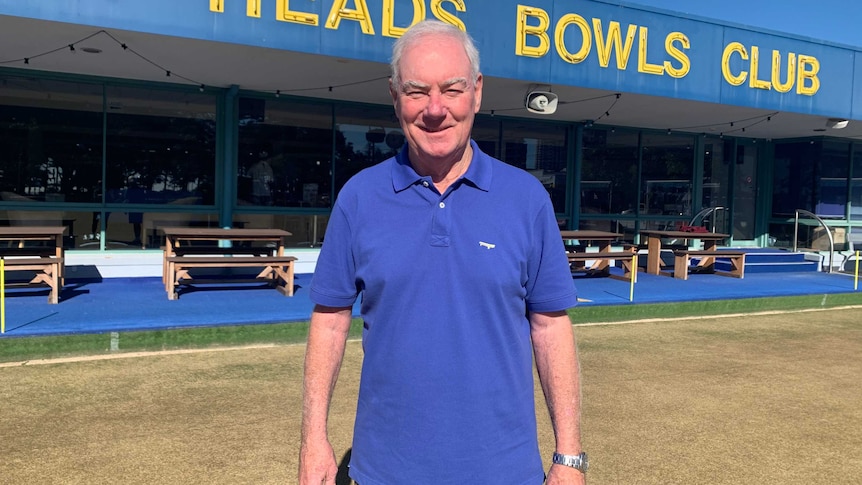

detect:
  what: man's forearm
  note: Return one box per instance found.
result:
[530,311,582,454]
[300,306,353,442]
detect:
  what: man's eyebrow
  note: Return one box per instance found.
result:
[400,80,430,91]
[399,77,469,92]
[442,77,468,88]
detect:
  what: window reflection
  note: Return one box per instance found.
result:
[104,86,216,208]
[817,141,850,218]
[641,133,694,221]
[501,120,567,212]
[472,116,500,158]
[334,105,403,197]
[773,141,819,216]
[0,77,103,204]
[582,128,639,221]
[853,145,862,221]
[237,97,333,208]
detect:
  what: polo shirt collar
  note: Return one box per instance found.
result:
[391,140,492,192]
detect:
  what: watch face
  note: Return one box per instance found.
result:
[579,452,589,472]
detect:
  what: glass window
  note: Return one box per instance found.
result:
[773,141,819,216]
[333,105,402,199]
[852,144,862,221]
[640,133,695,220]
[816,141,850,218]
[581,128,639,216]
[0,77,103,204]
[0,76,104,249]
[700,137,732,233]
[472,116,500,158]
[238,97,333,208]
[500,120,567,212]
[102,86,217,247]
[105,86,216,207]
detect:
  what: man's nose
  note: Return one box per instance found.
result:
[424,92,447,118]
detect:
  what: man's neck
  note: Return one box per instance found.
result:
[411,143,473,192]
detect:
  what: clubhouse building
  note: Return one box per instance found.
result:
[1,0,861,273]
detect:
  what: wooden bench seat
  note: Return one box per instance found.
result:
[568,251,638,282]
[673,250,746,280]
[161,246,275,283]
[165,255,297,300]
[2,257,64,304]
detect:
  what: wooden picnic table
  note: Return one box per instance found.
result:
[560,230,636,281]
[639,229,730,276]
[0,226,67,304]
[561,230,623,251]
[161,227,296,300]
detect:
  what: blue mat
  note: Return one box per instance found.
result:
[0,270,858,338]
[1,274,327,337]
[571,270,859,306]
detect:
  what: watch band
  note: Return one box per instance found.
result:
[552,451,589,473]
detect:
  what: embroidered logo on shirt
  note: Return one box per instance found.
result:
[479,241,496,249]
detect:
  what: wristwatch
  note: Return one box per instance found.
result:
[552,451,589,473]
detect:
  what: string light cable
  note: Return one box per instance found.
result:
[482,92,622,115]
[0,28,393,96]
[1,29,205,90]
[667,111,779,135]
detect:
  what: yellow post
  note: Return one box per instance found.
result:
[855,251,859,291]
[629,254,637,302]
[1,258,5,334]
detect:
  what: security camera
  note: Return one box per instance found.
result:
[525,91,558,114]
[826,118,849,129]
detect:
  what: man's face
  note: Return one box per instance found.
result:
[390,35,483,165]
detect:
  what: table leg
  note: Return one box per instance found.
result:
[646,236,662,275]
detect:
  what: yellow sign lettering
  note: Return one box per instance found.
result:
[554,13,591,64]
[721,42,748,86]
[748,46,771,90]
[208,0,261,15]
[247,0,262,17]
[797,55,820,95]
[276,0,318,25]
[771,50,796,93]
[593,19,636,70]
[325,0,374,34]
[516,5,551,58]
[722,41,819,95]
[431,0,467,31]
[664,32,690,78]
[382,0,425,38]
[637,26,664,75]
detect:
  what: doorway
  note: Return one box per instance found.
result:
[733,143,759,241]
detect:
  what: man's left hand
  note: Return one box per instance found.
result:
[546,463,586,484]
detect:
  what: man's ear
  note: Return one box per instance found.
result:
[473,74,483,113]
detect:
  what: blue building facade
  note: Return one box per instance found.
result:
[1,0,860,252]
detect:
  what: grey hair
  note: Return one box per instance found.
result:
[390,20,481,90]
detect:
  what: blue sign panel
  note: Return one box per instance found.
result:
[1,0,860,119]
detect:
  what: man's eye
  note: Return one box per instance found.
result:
[406,91,427,98]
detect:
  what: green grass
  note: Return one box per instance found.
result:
[570,292,862,323]
[0,318,364,363]
[2,292,861,363]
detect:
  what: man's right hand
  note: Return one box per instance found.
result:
[298,439,338,485]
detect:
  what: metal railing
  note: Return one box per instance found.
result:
[793,209,834,273]
[688,206,727,233]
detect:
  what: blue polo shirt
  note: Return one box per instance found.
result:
[310,141,578,485]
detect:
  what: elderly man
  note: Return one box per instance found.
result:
[299,20,585,485]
